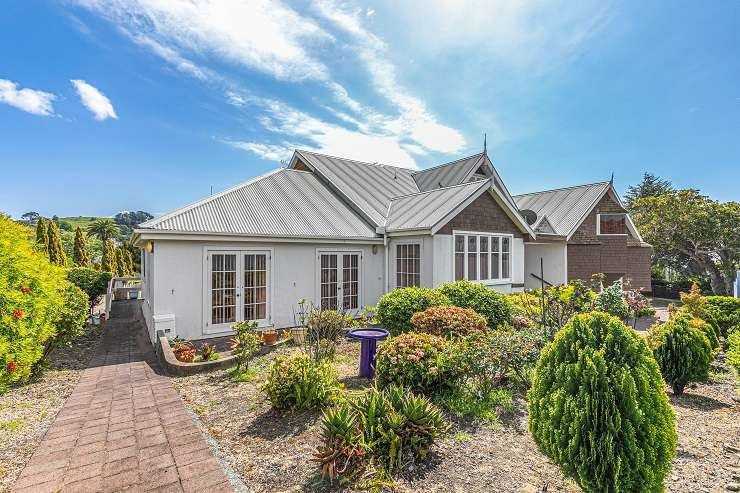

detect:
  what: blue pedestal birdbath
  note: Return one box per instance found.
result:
[348,328,389,378]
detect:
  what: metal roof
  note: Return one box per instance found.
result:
[411,153,486,191]
[138,168,377,238]
[294,150,418,227]
[514,182,610,236]
[386,179,491,232]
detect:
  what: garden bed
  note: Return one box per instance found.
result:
[171,339,740,492]
[0,323,104,493]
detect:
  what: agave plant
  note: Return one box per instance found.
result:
[313,407,366,481]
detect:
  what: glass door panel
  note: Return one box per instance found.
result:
[244,253,268,322]
[211,253,237,326]
[320,254,338,310]
[342,254,359,310]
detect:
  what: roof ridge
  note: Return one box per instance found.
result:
[139,168,285,228]
[411,152,484,175]
[390,178,490,201]
[513,181,610,198]
[296,149,415,172]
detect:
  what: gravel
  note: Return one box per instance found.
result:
[172,340,740,493]
[0,323,104,493]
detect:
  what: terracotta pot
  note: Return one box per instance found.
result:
[262,331,278,345]
[292,327,307,344]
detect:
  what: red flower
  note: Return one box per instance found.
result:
[21,287,30,293]
[6,362,17,373]
[13,310,24,320]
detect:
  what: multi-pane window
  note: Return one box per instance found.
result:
[320,254,338,310]
[396,243,421,288]
[453,233,511,282]
[598,213,627,235]
[244,254,267,321]
[343,254,360,310]
[211,253,237,325]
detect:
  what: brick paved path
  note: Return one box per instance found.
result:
[12,301,234,493]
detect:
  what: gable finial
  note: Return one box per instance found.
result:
[609,172,614,185]
[483,133,487,155]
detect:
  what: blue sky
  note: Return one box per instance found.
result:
[1,0,738,219]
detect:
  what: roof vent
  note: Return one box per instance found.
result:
[521,209,538,225]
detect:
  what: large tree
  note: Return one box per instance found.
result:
[632,189,740,295]
[87,218,120,241]
[101,239,116,274]
[625,172,673,212]
[21,211,40,224]
[73,227,92,267]
[47,221,67,266]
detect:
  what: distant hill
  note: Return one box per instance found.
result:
[58,216,100,230]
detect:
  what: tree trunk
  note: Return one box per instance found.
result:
[697,257,730,295]
[672,382,684,396]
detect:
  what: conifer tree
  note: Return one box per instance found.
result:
[124,248,135,275]
[47,221,67,266]
[73,227,92,267]
[115,247,127,277]
[102,239,116,274]
[35,217,48,254]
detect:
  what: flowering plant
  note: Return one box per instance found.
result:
[410,306,487,338]
[375,332,458,395]
[173,342,196,363]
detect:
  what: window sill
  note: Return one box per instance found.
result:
[596,233,628,236]
[475,279,512,286]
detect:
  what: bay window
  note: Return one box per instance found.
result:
[454,233,511,282]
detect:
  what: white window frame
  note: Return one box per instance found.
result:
[202,247,273,334]
[394,240,422,289]
[315,248,364,315]
[453,230,513,285]
[596,213,628,236]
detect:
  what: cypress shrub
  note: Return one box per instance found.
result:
[101,239,116,274]
[528,312,676,492]
[73,227,91,267]
[124,248,135,275]
[35,217,48,254]
[47,220,67,266]
[652,315,712,395]
[704,296,740,337]
[376,287,450,334]
[437,280,512,328]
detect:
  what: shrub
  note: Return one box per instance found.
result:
[410,306,487,338]
[0,217,69,392]
[306,308,350,361]
[528,312,676,492]
[375,332,458,396]
[67,267,112,314]
[727,330,740,374]
[376,287,450,334]
[688,317,720,351]
[678,284,723,337]
[199,343,217,361]
[652,315,713,395]
[173,342,195,363]
[230,321,261,373]
[704,296,740,337]
[35,283,89,372]
[507,292,541,318]
[594,280,629,319]
[437,280,511,329]
[314,385,448,482]
[262,352,341,410]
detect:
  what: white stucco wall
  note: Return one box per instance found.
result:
[146,239,385,341]
[523,242,568,290]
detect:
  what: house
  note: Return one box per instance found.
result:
[133,149,651,342]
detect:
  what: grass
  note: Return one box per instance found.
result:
[227,366,260,383]
[191,400,220,415]
[437,387,514,426]
[0,418,24,431]
[453,431,471,442]
[58,216,101,229]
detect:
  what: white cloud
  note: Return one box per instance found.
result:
[71,80,118,120]
[222,141,295,162]
[0,79,56,116]
[314,0,466,154]
[131,34,213,81]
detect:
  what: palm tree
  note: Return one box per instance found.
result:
[87,218,119,241]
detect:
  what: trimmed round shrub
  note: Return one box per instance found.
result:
[410,306,487,338]
[437,280,512,329]
[704,296,740,337]
[376,287,450,334]
[528,312,676,492]
[652,315,713,395]
[727,330,740,374]
[262,352,341,410]
[0,216,68,392]
[687,317,719,351]
[375,332,457,395]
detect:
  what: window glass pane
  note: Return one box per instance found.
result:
[501,237,510,279]
[455,235,464,252]
[396,244,421,288]
[455,253,464,280]
[467,236,477,280]
[479,237,489,280]
[343,254,359,309]
[491,237,500,279]
[320,254,338,310]
[211,253,237,325]
[599,214,626,234]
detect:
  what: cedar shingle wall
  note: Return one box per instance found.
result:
[437,192,523,236]
[567,192,652,291]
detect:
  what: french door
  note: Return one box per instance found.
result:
[318,252,361,313]
[206,250,270,333]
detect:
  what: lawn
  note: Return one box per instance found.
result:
[171,338,740,492]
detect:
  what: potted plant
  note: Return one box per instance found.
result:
[262,328,278,346]
[292,298,309,344]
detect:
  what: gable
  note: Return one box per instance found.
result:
[437,191,524,237]
[569,192,631,244]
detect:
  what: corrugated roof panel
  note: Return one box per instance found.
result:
[295,150,418,226]
[514,182,609,236]
[412,153,485,191]
[140,169,377,238]
[386,180,491,232]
